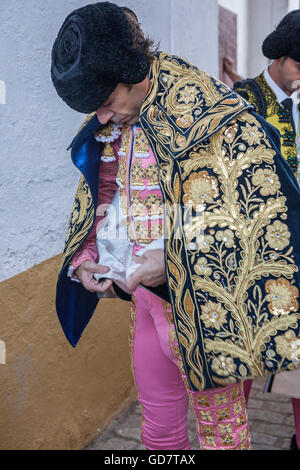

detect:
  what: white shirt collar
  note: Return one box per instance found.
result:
[264,67,290,104]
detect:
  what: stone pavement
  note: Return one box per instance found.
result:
[85,378,295,451]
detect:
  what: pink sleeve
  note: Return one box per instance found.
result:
[71,143,119,273]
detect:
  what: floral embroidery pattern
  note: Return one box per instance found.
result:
[252,168,281,196]
[183,171,219,209]
[236,414,246,427]
[200,301,227,330]
[275,330,300,361]
[265,220,291,251]
[216,407,231,421]
[199,234,215,253]
[204,436,217,447]
[218,423,232,435]
[197,394,210,408]
[233,401,244,415]
[178,85,199,105]
[181,115,300,385]
[222,435,235,446]
[214,392,228,406]
[265,278,299,316]
[212,356,237,377]
[195,258,213,277]
[215,229,235,249]
[199,410,213,422]
[241,123,263,146]
[151,88,300,389]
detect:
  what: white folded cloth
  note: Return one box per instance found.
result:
[94,190,164,295]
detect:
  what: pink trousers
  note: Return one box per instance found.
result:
[129,287,251,450]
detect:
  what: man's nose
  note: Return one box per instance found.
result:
[96,108,114,125]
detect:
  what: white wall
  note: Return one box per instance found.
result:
[0,0,218,282]
[288,0,300,11]
[247,0,289,77]
[127,0,219,76]
[169,0,219,76]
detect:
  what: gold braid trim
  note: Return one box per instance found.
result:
[60,174,95,271]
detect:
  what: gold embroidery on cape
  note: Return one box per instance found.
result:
[154,109,300,390]
[191,112,298,381]
[141,52,250,158]
[61,113,99,270]
[61,175,94,270]
[155,146,207,390]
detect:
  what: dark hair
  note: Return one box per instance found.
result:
[121,7,159,64]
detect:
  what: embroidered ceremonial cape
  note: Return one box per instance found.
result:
[56,52,300,391]
[234,72,299,174]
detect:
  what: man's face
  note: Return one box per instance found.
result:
[96,77,149,126]
[276,57,300,95]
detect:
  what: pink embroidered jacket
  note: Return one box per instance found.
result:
[71,123,164,274]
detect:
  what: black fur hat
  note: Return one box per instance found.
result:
[51,2,149,113]
[262,10,300,62]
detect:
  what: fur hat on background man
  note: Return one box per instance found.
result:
[51,2,149,113]
[262,9,300,62]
